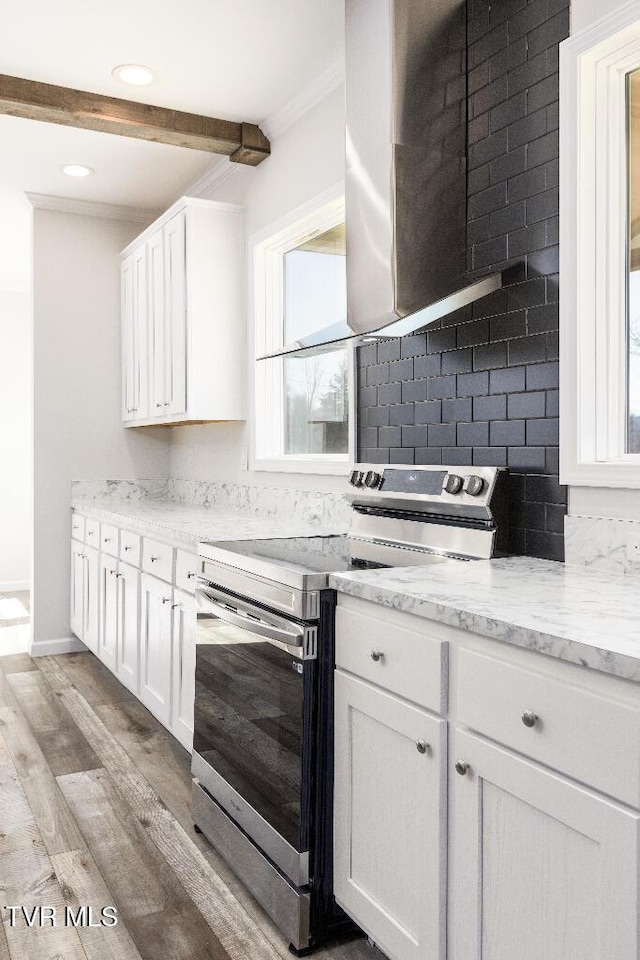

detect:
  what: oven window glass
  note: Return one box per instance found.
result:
[194,612,309,851]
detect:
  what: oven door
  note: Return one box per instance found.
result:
[192,583,317,887]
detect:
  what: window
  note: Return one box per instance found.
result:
[252,188,352,473]
[560,6,640,486]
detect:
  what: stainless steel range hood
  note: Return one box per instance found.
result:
[259,0,504,361]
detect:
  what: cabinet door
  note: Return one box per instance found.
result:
[334,671,446,960]
[83,546,100,654]
[98,556,118,672]
[449,730,640,960]
[116,562,139,696]
[70,541,85,641]
[148,230,166,417]
[163,212,187,416]
[121,254,135,422]
[170,588,195,751]
[139,574,173,727]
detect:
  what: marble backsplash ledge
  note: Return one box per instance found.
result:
[565,515,640,576]
[71,478,352,528]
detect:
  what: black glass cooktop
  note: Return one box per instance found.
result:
[202,534,387,576]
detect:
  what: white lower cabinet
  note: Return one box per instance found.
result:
[334,671,446,960]
[334,596,640,960]
[171,588,196,751]
[98,555,119,672]
[449,730,640,960]
[116,562,139,696]
[71,514,198,751]
[70,541,99,654]
[140,573,174,727]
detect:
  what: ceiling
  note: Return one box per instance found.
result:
[0,0,345,291]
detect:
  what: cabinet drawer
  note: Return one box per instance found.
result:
[457,648,640,807]
[71,514,86,542]
[100,523,119,558]
[335,603,447,714]
[175,549,201,594]
[120,530,141,566]
[141,538,174,583]
[85,518,100,547]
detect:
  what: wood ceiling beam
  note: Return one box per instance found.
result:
[0,74,270,165]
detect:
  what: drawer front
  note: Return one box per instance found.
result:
[335,603,447,714]
[71,514,86,542]
[457,648,640,807]
[142,537,174,583]
[175,549,201,594]
[120,529,141,567]
[100,523,119,558]
[85,518,100,548]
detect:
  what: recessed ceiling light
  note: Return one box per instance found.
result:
[111,63,155,86]
[61,164,94,178]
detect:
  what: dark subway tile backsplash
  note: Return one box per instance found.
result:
[356,0,568,563]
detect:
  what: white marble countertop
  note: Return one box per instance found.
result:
[329,557,640,683]
[71,498,348,547]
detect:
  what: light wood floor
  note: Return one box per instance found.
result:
[0,650,376,960]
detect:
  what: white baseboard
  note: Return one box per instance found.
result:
[0,580,30,593]
[29,636,86,658]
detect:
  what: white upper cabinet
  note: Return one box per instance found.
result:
[120,197,245,426]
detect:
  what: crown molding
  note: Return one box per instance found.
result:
[261,54,345,141]
[25,193,160,224]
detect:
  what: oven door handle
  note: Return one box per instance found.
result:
[198,591,305,649]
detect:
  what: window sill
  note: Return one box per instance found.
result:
[251,456,351,477]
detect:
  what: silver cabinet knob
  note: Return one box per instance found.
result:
[161,597,171,604]
[115,572,123,578]
[164,401,170,406]
[455,759,470,776]
[150,556,158,562]
[171,602,180,609]
[416,739,429,754]
[155,403,162,408]
[187,571,196,579]
[370,649,384,662]
[522,709,538,728]
[104,537,112,543]
[124,545,131,552]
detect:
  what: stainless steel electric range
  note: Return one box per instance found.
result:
[191,464,508,954]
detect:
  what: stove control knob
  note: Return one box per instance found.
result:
[349,470,364,487]
[364,470,382,489]
[443,473,464,495]
[463,475,485,497]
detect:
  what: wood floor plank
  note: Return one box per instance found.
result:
[51,848,143,960]
[0,705,86,856]
[37,662,172,829]
[52,652,136,706]
[0,672,19,709]
[0,653,36,675]
[0,735,87,960]
[7,670,101,776]
[57,769,229,960]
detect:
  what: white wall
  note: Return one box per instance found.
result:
[32,207,172,651]
[571,0,631,33]
[0,291,31,589]
[170,83,347,494]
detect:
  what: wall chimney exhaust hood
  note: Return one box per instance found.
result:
[258,0,504,362]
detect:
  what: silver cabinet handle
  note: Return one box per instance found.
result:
[455,759,470,776]
[370,649,384,662]
[416,740,429,754]
[522,709,538,728]
[161,597,171,604]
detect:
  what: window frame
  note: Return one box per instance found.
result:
[560,1,640,487]
[250,183,354,475]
